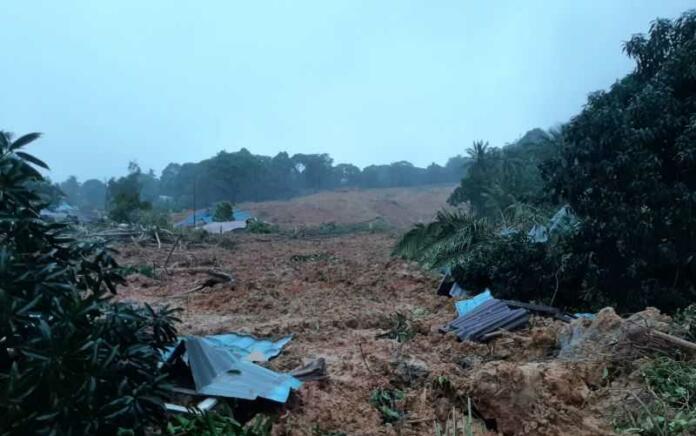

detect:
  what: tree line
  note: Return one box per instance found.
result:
[396,11,696,314]
[51,150,472,213]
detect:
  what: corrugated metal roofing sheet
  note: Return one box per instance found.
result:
[185,337,302,403]
[201,220,247,234]
[203,333,293,362]
[175,209,253,228]
[455,289,493,316]
[444,297,530,342]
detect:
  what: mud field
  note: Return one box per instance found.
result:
[117,232,655,435]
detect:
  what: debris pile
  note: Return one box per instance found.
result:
[442,298,529,341]
[164,333,304,413]
[462,307,694,435]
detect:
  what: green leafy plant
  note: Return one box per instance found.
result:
[379,313,416,343]
[539,11,696,312]
[212,201,235,222]
[166,411,271,436]
[246,218,278,234]
[617,357,696,435]
[107,162,153,223]
[672,305,696,343]
[396,11,696,314]
[0,131,180,434]
[369,388,405,424]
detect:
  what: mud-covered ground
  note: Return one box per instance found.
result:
[116,232,659,435]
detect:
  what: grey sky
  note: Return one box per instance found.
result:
[2,1,693,182]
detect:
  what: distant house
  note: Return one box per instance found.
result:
[200,220,248,234]
[174,208,253,228]
[40,201,78,222]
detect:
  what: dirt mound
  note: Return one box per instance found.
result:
[238,184,456,228]
[464,307,673,435]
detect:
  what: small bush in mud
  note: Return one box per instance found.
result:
[246,218,278,234]
[378,312,415,343]
[290,252,334,263]
[617,357,696,435]
[369,388,406,424]
[166,411,271,436]
[432,375,457,397]
[119,263,156,278]
[671,304,696,343]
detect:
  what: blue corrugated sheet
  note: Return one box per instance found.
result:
[449,282,468,298]
[186,337,301,403]
[455,289,493,316]
[165,332,300,403]
[204,333,293,362]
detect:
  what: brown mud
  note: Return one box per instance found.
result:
[117,232,663,435]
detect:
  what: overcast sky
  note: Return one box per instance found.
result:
[2,1,693,182]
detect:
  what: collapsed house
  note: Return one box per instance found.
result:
[174,208,253,229]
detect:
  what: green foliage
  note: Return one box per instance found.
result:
[672,304,696,342]
[245,218,278,234]
[132,208,171,228]
[80,178,107,210]
[448,129,560,218]
[379,313,416,343]
[107,163,152,223]
[398,11,696,313]
[0,131,180,434]
[394,210,496,269]
[212,201,235,222]
[166,411,271,436]
[369,388,405,424]
[540,11,696,312]
[434,406,476,436]
[617,357,696,435]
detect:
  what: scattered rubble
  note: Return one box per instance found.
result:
[117,232,696,435]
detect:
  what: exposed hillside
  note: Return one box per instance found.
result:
[239,184,457,229]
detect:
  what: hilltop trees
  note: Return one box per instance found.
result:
[448,129,559,218]
[59,150,468,212]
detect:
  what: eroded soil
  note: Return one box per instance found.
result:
[117,232,644,435]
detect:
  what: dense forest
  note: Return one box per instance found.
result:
[51,151,470,212]
[396,11,696,314]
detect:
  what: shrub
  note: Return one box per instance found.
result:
[617,357,696,435]
[246,218,278,234]
[213,201,235,222]
[0,131,180,434]
[166,411,271,436]
[369,388,405,424]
